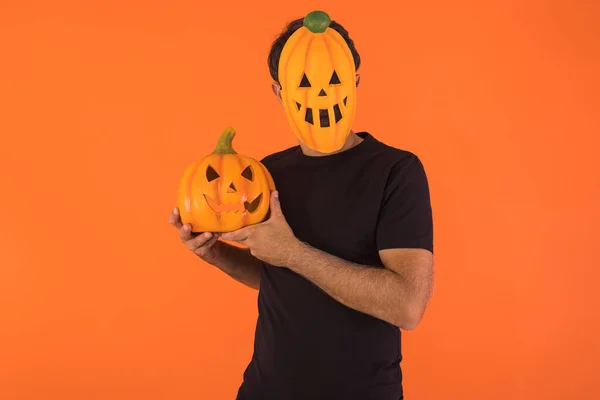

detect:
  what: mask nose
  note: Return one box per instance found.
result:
[318,89,327,97]
[227,182,237,193]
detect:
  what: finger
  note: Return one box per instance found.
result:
[186,232,213,251]
[193,235,219,257]
[268,190,283,219]
[169,207,183,229]
[221,226,251,243]
[179,223,197,242]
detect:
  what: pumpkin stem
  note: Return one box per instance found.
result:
[212,127,238,154]
[303,10,331,33]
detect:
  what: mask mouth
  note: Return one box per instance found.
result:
[295,97,348,127]
[204,193,262,214]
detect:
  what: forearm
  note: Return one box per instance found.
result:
[287,243,421,329]
[212,241,262,290]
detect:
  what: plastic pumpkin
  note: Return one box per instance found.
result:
[177,127,275,233]
[278,10,357,153]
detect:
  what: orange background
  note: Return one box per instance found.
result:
[1,1,599,399]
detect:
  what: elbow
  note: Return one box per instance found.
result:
[396,306,425,331]
[399,317,421,331]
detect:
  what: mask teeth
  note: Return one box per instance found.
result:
[299,100,346,126]
[319,109,330,127]
[333,104,342,123]
[305,107,314,125]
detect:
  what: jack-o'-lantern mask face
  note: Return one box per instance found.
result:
[177,127,276,233]
[278,10,357,154]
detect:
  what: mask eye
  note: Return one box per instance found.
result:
[241,165,253,181]
[299,73,311,88]
[329,70,341,85]
[206,165,220,182]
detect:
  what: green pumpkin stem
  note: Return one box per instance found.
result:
[212,127,238,154]
[303,10,331,33]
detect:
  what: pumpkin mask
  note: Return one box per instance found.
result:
[278,10,357,153]
[177,127,275,233]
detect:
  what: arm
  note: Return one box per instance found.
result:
[221,154,435,327]
[287,243,433,330]
[211,240,262,290]
[288,154,434,329]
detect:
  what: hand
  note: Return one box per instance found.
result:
[221,191,303,267]
[169,207,222,265]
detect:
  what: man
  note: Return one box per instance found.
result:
[169,11,434,400]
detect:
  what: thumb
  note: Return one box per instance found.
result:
[269,190,283,219]
[221,226,251,243]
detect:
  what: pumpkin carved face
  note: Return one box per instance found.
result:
[177,127,275,233]
[278,10,357,153]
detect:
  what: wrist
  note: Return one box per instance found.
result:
[208,240,236,270]
[286,238,311,272]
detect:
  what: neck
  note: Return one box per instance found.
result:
[299,130,363,157]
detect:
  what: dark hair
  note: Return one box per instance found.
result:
[267,17,361,84]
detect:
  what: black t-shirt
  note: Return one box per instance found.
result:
[236,132,433,400]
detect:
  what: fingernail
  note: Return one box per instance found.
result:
[274,191,279,198]
[173,207,179,215]
[204,232,212,239]
[184,225,190,231]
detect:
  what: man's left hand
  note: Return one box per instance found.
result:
[221,191,303,267]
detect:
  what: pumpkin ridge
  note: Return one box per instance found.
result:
[233,153,249,226]
[253,159,271,217]
[327,28,355,67]
[216,154,226,221]
[321,34,342,145]
[326,29,357,148]
[279,28,309,82]
[185,159,202,229]
[304,35,318,149]
[281,29,313,148]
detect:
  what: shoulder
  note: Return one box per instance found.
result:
[259,145,302,171]
[364,134,431,204]
[368,135,428,181]
[260,146,299,165]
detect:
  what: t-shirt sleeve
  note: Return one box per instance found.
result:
[375,153,434,252]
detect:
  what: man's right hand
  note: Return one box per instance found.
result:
[169,207,222,265]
